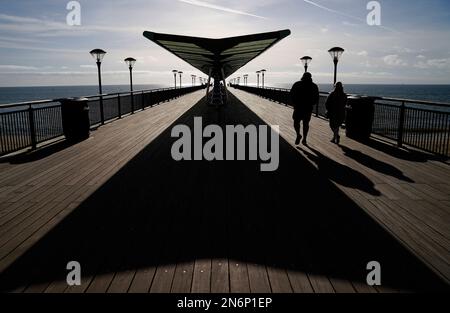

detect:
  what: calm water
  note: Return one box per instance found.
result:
[276,83,450,104]
[0,84,168,105]
[1,84,450,105]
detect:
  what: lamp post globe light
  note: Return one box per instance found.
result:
[172,70,178,88]
[260,69,266,88]
[90,49,107,124]
[178,71,183,88]
[328,47,345,84]
[124,57,136,113]
[300,56,312,73]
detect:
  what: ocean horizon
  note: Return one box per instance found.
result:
[1,83,450,105]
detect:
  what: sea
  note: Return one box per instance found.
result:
[278,84,450,104]
[0,84,167,105]
[1,84,450,106]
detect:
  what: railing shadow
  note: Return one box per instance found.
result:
[0,139,75,164]
[0,93,447,292]
[339,146,415,183]
[297,146,382,196]
[366,137,448,163]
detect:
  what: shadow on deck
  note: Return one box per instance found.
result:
[0,93,447,293]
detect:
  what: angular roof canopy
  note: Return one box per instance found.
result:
[143,30,291,79]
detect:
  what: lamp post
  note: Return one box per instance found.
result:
[172,70,178,88]
[256,71,261,88]
[244,74,248,86]
[191,74,196,86]
[300,56,312,73]
[260,69,266,88]
[90,49,107,124]
[328,47,345,84]
[124,57,136,114]
[178,71,183,88]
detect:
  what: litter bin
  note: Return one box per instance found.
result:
[60,98,90,142]
[345,96,376,142]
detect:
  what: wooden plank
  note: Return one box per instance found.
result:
[211,259,229,293]
[247,263,271,293]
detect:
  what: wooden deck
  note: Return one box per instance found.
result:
[0,88,448,293]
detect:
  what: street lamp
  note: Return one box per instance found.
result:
[90,49,107,124]
[300,56,312,73]
[328,47,345,84]
[191,74,196,86]
[178,71,183,88]
[260,69,266,88]
[256,71,261,88]
[172,70,178,88]
[124,57,136,113]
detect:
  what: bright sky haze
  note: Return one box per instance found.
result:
[0,0,449,87]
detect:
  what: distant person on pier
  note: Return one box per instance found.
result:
[325,82,347,144]
[290,72,319,146]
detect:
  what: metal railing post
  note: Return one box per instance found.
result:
[398,101,406,147]
[117,93,122,119]
[131,92,135,114]
[28,105,37,150]
[99,95,105,125]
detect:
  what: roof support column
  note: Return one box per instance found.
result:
[206,68,212,102]
[221,68,228,105]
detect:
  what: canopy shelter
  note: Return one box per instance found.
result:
[143,29,291,105]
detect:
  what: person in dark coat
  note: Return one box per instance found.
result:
[325,82,347,144]
[290,72,319,146]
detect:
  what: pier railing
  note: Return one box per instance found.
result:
[0,86,204,156]
[232,85,450,158]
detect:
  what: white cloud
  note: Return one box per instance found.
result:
[0,65,38,70]
[177,0,266,19]
[357,51,368,57]
[383,54,408,66]
[414,58,450,70]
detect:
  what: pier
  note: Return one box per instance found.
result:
[0,87,449,293]
[0,28,449,293]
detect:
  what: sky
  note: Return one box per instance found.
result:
[0,0,450,87]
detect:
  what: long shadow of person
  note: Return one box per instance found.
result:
[340,146,414,183]
[297,146,381,196]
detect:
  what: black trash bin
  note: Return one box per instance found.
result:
[60,98,90,142]
[345,96,376,142]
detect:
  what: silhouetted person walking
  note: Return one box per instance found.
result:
[325,82,347,144]
[290,72,319,146]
